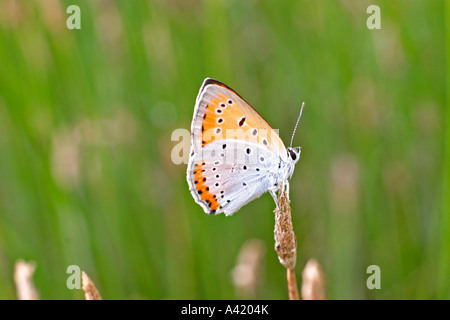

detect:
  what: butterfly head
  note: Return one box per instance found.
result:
[285,146,301,182]
[287,146,301,164]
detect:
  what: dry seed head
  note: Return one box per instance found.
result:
[82,271,102,300]
[231,239,265,299]
[14,259,39,300]
[273,186,297,270]
[301,258,326,300]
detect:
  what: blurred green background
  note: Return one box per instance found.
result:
[0,0,447,299]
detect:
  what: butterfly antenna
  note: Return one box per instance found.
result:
[290,102,305,148]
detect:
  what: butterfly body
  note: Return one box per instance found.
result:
[187,78,301,216]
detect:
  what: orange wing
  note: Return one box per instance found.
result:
[190,78,286,157]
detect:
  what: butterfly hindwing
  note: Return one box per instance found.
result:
[187,140,280,216]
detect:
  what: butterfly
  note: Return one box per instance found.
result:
[187,78,304,216]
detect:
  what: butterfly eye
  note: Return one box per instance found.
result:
[288,149,297,161]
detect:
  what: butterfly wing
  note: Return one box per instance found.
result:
[187,140,281,216]
[190,78,287,157]
[187,78,289,216]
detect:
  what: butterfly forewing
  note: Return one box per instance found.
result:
[191,79,286,158]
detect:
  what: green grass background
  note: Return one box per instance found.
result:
[0,0,447,299]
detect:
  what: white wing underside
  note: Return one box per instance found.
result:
[187,140,282,216]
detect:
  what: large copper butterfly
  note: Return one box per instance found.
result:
[187,78,303,216]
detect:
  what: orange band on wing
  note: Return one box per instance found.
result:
[201,99,222,146]
[193,162,220,213]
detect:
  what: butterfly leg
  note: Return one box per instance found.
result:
[283,181,290,201]
[269,190,280,210]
